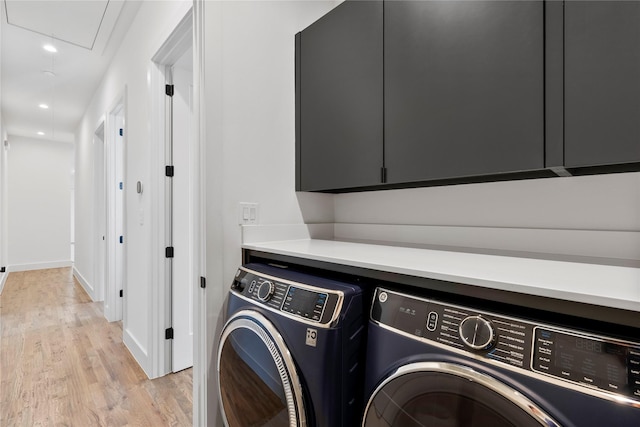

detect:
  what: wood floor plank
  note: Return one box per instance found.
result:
[0,267,193,426]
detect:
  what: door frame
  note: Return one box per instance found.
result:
[148,6,198,379]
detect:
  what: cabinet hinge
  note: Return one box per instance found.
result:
[165,84,174,97]
[165,247,174,258]
[200,276,206,289]
[381,167,387,183]
[165,327,174,340]
[165,165,174,177]
[119,289,123,298]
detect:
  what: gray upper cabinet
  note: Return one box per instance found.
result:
[564,1,640,168]
[296,1,383,191]
[384,1,545,184]
[295,0,640,193]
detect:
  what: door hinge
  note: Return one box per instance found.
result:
[119,182,123,190]
[119,235,124,244]
[165,84,174,97]
[165,327,174,340]
[165,165,174,177]
[119,289,123,298]
[119,128,124,137]
[200,276,206,289]
[165,246,174,258]
[381,167,387,183]
[0,266,5,273]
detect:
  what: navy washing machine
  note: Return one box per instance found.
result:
[363,287,640,427]
[217,263,366,427]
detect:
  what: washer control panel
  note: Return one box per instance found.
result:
[372,288,640,403]
[232,267,341,325]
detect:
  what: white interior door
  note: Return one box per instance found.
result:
[170,47,194,372]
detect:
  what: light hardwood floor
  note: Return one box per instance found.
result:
[0,267,192,426]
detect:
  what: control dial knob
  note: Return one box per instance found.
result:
[458,316,495,350]
[257,280,275,302]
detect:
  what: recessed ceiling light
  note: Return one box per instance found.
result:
[43,44,57,53]
[39,104,49,109]
[37,131,45,136]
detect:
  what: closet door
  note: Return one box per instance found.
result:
[296,1,383,191]
[384,1,544,184]
[564,1,640,167]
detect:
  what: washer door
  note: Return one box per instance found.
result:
[217,310,306,427]
[363,362,560,427]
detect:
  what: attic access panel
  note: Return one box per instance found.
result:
[4,0,109,49]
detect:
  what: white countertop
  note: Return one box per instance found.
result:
[243,239,640,312]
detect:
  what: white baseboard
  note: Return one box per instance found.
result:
[72,266,95,301]
[123,328,152,379]
[0,273,7,294]
[8,260,73,272]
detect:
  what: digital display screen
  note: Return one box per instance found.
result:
[533,328,630,395]
[281,286,326,321]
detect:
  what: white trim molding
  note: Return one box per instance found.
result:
[8,260,73,272]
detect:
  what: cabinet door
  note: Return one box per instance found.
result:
[384,1,544,184]
[297,1,383,191]
[564,1,640,167]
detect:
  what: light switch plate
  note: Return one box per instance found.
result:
[238,203,259,225]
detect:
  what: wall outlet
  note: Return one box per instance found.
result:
[238,203,259,225]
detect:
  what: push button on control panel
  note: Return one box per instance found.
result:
[248,280,256,294]
[426,311,438,332]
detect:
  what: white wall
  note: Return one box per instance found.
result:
[75,0,190,376]
[5,136,73,271]
[334,172,640,230]
[200,1,338,423]
[333,172,640,260]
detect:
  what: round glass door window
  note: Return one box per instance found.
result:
[363,362,559,427]
[217,313,306,427]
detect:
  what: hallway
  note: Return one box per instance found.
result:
[0,268,192,426]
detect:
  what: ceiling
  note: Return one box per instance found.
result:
[1,0,141,144]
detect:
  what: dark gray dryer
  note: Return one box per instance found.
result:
[217,263,366,427]
[363,287,640,427]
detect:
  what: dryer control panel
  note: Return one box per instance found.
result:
[372,288,640,403]
[232,267,343,327]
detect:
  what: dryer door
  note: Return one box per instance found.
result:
[217,310,306,427]
[363,362,560,427]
